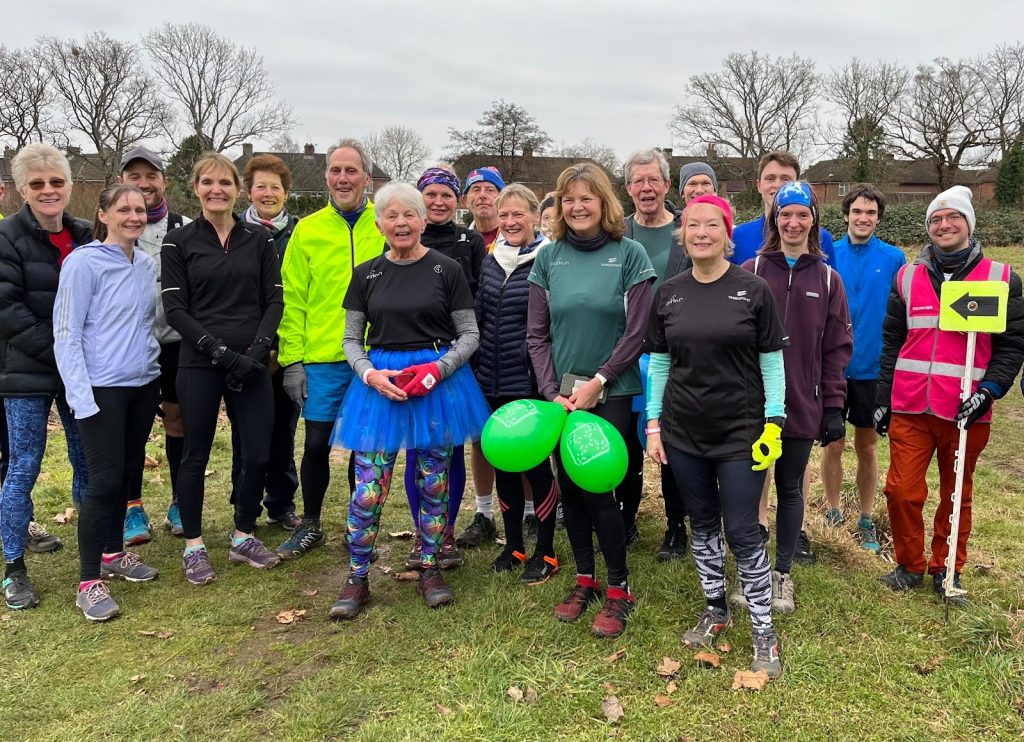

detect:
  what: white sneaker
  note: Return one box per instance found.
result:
[771,570,795,613]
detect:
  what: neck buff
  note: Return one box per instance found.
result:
[244,204,290,234]
[930,240,977,273]
[147,198,168,225]
[565,227,611,252]
[332,194,368,229]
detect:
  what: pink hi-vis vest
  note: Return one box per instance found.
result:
[891,257,1009,421]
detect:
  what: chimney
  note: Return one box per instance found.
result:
[242,142,253,158]
[67,145,81,156]
[522,146,534,158]
[3,147,14,160]
[660,147,673,158]
[706,143,717,160]
[304,143,315,156]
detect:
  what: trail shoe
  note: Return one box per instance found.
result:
[521,554,560,585]
[164,503,184,537]
[523,514,540,540]
[793,530,817,565]
[101,551,159,582]
[438,526,464,569]
[751,628,783,678]
[26,521,63,553]
[681,605,731,648]
[405,534,423,570]
[858,516,881,554]
[3,570,39,610]
[555,577,602,622]
[455,512,497,548]
[491,548,527,574]
[824,508,844,527]
[728,580,748,610]
[591,588,636,638]
[267,511,302,530]
[229,536,281,569]
[759,524,770,545]
[878,565,924,591]
[656,522,688,562]
[123,504,152,547]
[276,521,325,560]
[76,581,121,622]
[933,570,968,607]
[183,549,216,585]
[771,570,795,613]
[417,567,454,608]
[329,575,370,619]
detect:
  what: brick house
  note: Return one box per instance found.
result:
[804,158,999,204]
[234,143,391,198]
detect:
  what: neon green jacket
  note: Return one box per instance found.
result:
[277,202,385,366]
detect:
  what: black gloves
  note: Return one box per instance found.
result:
[244,336,273,367]
[955,389,993,429]
[197,335,267,390]
[819,407,845,447]
[873,405,891,437]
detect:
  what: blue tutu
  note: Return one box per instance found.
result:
[333,347,491,452]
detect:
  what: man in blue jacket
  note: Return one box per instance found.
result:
[820,184,904,552]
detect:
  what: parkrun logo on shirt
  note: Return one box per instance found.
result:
[552,259,570,267]
[728,290,750,302]
[366,269,383,280]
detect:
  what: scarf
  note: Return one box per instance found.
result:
[565,227,611,252]
[492,234,548,279]
[244,204,291,235]
[147,198,168,225]
[332,195,368,229]
[930,239,979,276]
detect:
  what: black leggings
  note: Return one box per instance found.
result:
[773,437,815,573]
[176,366,273,539]
[300,420,356,523]
[553,397,631,587]
[619,412,687,530]
[487,396,557,557]
[77,382,160,580]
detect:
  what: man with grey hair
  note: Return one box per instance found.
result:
[275,138,385,562]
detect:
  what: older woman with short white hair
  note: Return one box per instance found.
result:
[330,182,490,619]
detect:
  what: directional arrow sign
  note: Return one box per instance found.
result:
[939,280,1008,333]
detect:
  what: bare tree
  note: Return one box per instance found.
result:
[884,57,997,190]
[979,43,1024,156]
[554,137,619,174]
[669,51,819,175]
[144,23,294,152]
[363,126,431,182]
[41,33,171,183]
[446,100,551,181]
[0,45,56,149]
[269,131,303,153]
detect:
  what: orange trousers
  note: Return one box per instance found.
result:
[884,412,990,575]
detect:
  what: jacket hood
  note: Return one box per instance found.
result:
[758,250,825,270]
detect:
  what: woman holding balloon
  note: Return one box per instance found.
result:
[527,163,655,638]
[645,194,787,678]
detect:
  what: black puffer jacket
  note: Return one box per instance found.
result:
[0,205,93,396]
[421,221,486,296]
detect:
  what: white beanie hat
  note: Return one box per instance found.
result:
[926,185,975,235]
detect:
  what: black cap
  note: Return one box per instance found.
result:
[120,146,164,172]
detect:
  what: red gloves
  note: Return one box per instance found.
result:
[399,362,441,397]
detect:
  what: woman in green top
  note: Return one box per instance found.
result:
[527,163,656,639]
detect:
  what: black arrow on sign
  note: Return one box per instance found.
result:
[950,292,999,320]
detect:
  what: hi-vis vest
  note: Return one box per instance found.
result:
[891,257,1009,421]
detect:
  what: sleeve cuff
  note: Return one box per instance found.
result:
[979,381,1003,398]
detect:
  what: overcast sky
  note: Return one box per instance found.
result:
[6,0,1024,166]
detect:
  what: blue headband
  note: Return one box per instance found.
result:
[774,181,816,221]
[417,168,462,197]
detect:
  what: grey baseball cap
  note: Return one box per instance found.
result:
[120,146,165,172]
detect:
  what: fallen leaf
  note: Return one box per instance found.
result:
[601,695,624,724]
[204,469,215,477]
[694,651,721,668]
[525,687,539,704]
[731,669,770,691]
[507,686,524,703]
[719,643,732,654]
[379,566,393,575]
[388,530,415,539]
[916,656,944,675]
[665,681,678,694]
[144,454,159,469]
[0,613,12,622]
[394,570,420,581]
[974,563,993,575]
[605,648,627,663]
[53,507,76,525]
[654,693,672,708]
[138,629,175,639]
[138,630,157,637]
[1014,698,1024,718]
[859,633,870,642]
[656,656,681,678]
[275,609,308,625]
[436,704,454,717]
[601,682,617,692]
[130,674,146,683]
[300,589,318,597]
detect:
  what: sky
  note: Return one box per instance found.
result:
[6,0,1024,166]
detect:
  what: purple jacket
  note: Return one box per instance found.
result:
[743,251,853,440]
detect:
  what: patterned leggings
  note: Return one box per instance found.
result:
[349,447,451,577]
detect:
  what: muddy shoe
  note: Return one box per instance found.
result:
[418,567,454,608]
[455,512,497,548]
[329,575,370,619]
[438,526,464,569]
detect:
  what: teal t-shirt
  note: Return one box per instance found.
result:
[629,222,675,294]
[528,237,656,398]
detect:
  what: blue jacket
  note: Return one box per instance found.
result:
[54,241,161,418]
[832,234,906,380]
[731,214,834,266]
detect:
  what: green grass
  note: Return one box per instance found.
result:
[3,249,1024,741]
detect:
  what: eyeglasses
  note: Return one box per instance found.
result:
[27,178,67,191]
[629,176,664,188]
[928,213,965,227]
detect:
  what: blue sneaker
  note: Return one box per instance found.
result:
[858,516,881,554]
[164,503,184,537]
[123,504,152,546]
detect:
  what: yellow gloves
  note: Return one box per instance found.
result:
[751,422,783,471]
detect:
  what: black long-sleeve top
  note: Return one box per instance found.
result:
[161,215,283,368]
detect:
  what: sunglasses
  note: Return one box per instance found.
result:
[27,178,67,191]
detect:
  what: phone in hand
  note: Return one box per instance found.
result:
[393,371,415,389]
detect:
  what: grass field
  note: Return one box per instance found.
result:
[2,249,1024,741]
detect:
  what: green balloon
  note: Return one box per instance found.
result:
[481,399,567,472]
[559,411,628,492]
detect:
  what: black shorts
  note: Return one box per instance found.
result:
[158,342,181,405]
[843,379,877,429]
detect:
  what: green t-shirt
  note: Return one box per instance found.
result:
[529,237,656,398]
[629,222,675,295]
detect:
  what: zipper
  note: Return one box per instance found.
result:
[493,275,509,396]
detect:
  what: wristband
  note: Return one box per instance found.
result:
[645,427,661,434]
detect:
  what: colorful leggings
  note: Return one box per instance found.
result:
[404,446,464,529]
[349,447,451,577]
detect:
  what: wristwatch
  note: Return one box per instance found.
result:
[766,416,785,428]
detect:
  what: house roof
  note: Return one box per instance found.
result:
[803,158,998,185]
[233,150,390,193]
[452,154,610,190]
[65,151,108,183]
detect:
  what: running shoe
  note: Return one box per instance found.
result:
[26,521,63,553]
[455,512,497,548]
[329,575,370,619]
[405,534,423,570]
[932,570,968,607]
[751,628,783,678]
[417,567,454,608]
[276,521,325,560]
[824,508,844,527]
[591,588,635,638]
[681,605,731,648]
[858,516,881,554]
[771,570,795,613]
[101,551,159,582]
[229,536,281,569]
[878,565,924,591]
[164,503,184,537]
[491,548,527,574]
[656,523,688,562]
[554,578,602,623]
[267,511,302,530]
[123,504,152,547]
[76,581,121,622]
[438,526,464,569]
[521,554,559,585]
[793,530,817,565]
[182,549,216,585]
[728,580,748,610]
[3,570,39,610]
